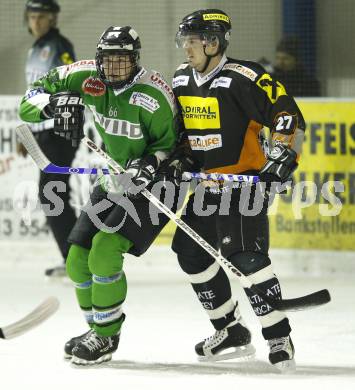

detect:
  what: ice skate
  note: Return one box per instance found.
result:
[268,336,295,373]
[64,329,93,359]
[71,330,120,365]
[195,322,255,362]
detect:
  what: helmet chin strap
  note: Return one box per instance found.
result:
[198,45,221,74]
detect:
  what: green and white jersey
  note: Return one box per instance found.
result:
[19,60,177,167]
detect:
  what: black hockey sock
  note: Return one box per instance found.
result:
[244,276,291,339]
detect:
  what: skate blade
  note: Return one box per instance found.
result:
[198,344,256,362]
[71,353,112,366]
[273,358,296,373]
[64,352,72,360]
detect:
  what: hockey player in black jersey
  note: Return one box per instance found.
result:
[167,9,306,372]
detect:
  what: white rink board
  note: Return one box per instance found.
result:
[0,95,104,241]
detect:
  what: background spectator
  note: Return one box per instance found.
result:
[272,36,321,97]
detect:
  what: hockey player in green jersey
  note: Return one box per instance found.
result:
[164,9,306,372]
[19,26,177,365]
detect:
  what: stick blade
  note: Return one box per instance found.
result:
[274,289,331,311]
[0,297,60,340]
[16,124,50,171]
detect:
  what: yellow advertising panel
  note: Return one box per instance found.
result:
[269,100,355,250]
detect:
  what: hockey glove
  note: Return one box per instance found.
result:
[113,155,159,199]
[46,91,85,147]
[259,142,298,183]
[158,150,198,186]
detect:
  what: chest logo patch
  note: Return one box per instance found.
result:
[40,46,51,61]
[129,92,160,113]
[172,75,190,88]
[209,77,232,89]
[82,77,106,97]
[178,96,221,129]
[188,134,222,151]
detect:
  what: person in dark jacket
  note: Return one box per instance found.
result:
[272,36,320,97]
[18,0,78,278]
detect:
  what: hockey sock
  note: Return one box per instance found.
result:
[88,231,132,337]
[178,254,237,330]
[230,251,291,339]
[66,244,94,326]
[244,276,291,339]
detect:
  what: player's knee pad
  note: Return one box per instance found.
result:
[66,244,90,283]
[88,231,132,277]
[177,253,215,275]
[229,251,271,276]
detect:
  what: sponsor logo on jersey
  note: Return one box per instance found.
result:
[188,134,222,151]
[257,73,287,103]
[60,52,74,65]
[149,74,175,106]
[209,77,232,89]
[65,60,96,73]
[25,87,45,99]
[59,60,96,80]
[40,46,50,61]
[82,77,106,97]
[89,106,143,139]
[71,60,96,67]
[129,92,160,113]
[172,76,189,89]
[178,96,221,129]
[203,13,230,23]
[223,63,258,81]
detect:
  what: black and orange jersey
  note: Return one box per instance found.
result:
[172,55,305,175]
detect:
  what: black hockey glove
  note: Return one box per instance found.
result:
[45,91,85,147]
[158,155,196,186]
[259,142,298,183]
[114,155,159,199]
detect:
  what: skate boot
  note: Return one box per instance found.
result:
[195,322,255,362]
[268,336,295,372]
[64,329,93,359]
[45,264,67,278]
[71,330,120,365]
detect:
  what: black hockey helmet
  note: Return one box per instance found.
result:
[96,26,141,89]
[176,9,231,53]
[25,0,60,13]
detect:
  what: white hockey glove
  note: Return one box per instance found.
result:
[259,142,298,183]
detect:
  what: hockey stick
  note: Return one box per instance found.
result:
[15,125,258,184]
[0,297,60,339]
[16,124,330,311]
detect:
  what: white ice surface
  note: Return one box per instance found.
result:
[0,242,354,390]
